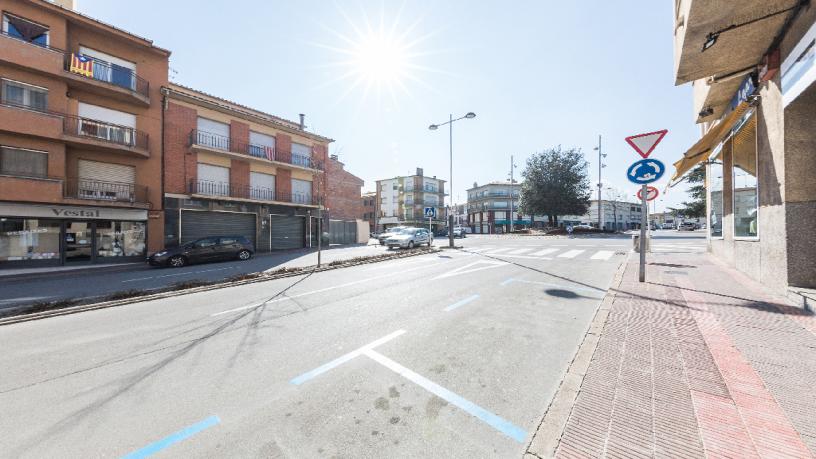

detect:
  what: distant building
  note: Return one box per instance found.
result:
[586,200,643,231]
[361,191,376,232]
[375,168,446,230]
[467,182,537,233]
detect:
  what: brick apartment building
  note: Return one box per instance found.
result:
[361,191,375,232]
[0,0,169,268]
[161,83,332,251]
[325,154,363,221]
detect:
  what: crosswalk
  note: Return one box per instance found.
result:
[465,246,624,261]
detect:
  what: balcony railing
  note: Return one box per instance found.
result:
[64,53,149,98]
[189,129,323,170]
[63,115,149,150]
[64,177,148,203]
[189,180,317,205]
[0,27,65,53]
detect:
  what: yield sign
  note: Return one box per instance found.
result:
[625,129,668,158]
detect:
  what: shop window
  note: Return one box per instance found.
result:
[0,218,60,261]
[709,147,724,238]
[732,116,758,238]
[0,146,47,178]
[2,13,49,47]
[1,79,47,111]
[96,221,146,258]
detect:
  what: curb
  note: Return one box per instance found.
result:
[524,251,630,458]
[0,247,440,326]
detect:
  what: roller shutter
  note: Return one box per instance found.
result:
[269,214,304,250]
[180,210,256,247]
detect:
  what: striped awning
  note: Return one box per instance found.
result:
[669,101,751,186]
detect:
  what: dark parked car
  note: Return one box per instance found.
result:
[148,236,254,267]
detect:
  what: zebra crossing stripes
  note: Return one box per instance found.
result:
[557,250,585,259]
[507,248,532,255]
[531,248,559,256]
[590,250,614,260]
[485,248,513,254]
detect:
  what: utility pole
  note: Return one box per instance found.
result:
[597,135,603,230]
[509,155,514,233]
[448,113,454,248]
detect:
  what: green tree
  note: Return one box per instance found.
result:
[519,146,591,226]
[674,165,706,218]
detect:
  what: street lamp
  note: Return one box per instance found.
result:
[428,112,476,248]
[593,135,607,230]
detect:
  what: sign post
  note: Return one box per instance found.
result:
[424,207,436,237]
[625,130,668,283]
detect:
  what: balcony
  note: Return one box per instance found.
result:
[188,180,318,206]
[64,177,149,205]
[0,102,62,140]
[189,130,323,171]
[63,53,150,105]
[0,29,65,77]
[62,115,149,157]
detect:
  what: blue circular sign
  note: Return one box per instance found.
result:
[626,158,665,184]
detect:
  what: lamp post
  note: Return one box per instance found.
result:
[593,135,607,230]
[429,112,476,248]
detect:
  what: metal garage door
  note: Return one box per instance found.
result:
[328,219,357,245]
[270,215,304,250]
[180,210,256,246]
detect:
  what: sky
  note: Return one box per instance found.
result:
[76,0,698,212]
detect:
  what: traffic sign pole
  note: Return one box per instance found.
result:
[639,184,647,282]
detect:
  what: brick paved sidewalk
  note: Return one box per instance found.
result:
[530,250,816,458]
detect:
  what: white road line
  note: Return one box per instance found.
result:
[122,266,237,283]
[530,248,558,256]
[485,248,512,254]
[212,257,461,316]
[363,349,527,443]
[590,250,614,260]
[507,248,532,255]
[557,249,584,259]
[290,330,405,385]
[443,294,480,312]
[466,247,494,253]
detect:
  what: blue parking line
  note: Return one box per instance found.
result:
[443,294,480,312]
[121,415,220,459]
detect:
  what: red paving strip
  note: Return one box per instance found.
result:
[678,276,813,459]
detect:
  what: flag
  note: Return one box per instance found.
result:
[70,53,93,78]
[264,146,275,161]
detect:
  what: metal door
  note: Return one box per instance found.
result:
[269,214,304,249]
[180,210,256,247]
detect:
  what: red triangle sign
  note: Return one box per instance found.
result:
[625,129,668,158]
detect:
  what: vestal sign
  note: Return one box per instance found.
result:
[0,203,147,221]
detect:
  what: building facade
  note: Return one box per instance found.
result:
[467,182,541,233]
[0,0,169,268]
[162,84,331,252]
[670,0,816,295]
[361,191,375,232]
[375,168,446,230]
[586,200,643,231]
[325,154,363,222]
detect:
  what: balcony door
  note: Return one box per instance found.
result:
[77,102,136,146]
[79,46,137,91]
[77,160,136,202]
[196,163,230,196]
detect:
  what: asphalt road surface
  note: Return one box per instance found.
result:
[0,232,705,457]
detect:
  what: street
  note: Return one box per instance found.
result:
[0,234,704,458]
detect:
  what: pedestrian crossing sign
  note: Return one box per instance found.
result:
[424,207,436,218]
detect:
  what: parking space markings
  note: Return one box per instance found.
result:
[364,349,527,443]
[557,249,584,258]
[290,330,406,385]
[443,294,480,312]
[121,415,220,459]
[590,250,614,260]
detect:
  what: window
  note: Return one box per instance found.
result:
[196,117,230,150]
[2,14,49,47]
[195,238,218,248]
[96,221,146,258]
[249,171,275,200]
[291,178,312,204]
[78,47,137,91]
[1,79,47,111]
[709,148,724,238]
[249,131,275,160]
[292,143,312,167]
[196,163,230,196]
[0,218,60,261]
[0,146,47,178]
[733,115,758,238]
[219,237,238,245]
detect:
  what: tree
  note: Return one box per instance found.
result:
[519,146,591,227]
[675,165,705,218]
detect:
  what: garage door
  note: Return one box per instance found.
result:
[180,210,256,246]
[270,214,304,250]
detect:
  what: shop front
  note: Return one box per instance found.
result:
[0,203,147,268]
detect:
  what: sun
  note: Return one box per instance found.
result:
[311,3,441,109]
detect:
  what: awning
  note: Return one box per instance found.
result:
[669,101,750,186]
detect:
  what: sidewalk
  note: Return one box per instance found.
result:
[527,249,816,458]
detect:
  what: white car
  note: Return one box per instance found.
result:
[386,228,432,249]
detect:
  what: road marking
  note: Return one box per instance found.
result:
[500,278,605,295]
[485,248,512,254]
[530,248,558,256]
[443,294,480,312]
[363,349,527,443]
[121,415,220,459]
[433,260,508,280]
[590,250,614,260]
[212,257,461,316]
[290,330,405,385]
[507,248,531,255]
[552,244,567,247]
[557,249,584,259]
[122,267,237,283]
[466,247,494,253]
